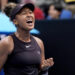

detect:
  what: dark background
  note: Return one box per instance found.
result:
[34,19,75,75]
[0,19,75,75]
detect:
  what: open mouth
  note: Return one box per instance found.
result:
[26,20,33,24]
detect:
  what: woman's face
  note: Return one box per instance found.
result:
[14,7,35,31]
[48,5,60,19]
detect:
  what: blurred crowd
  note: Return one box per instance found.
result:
[0,0,75,20]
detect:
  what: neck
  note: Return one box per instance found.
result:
[15,27,31,42]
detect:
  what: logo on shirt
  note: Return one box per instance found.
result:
[37,51,41,55]
[25,45,31,48]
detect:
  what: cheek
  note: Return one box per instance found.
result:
[32,14,35,19]
[17,16,26,23]
[54,11,59,16]
[49,9,54,15]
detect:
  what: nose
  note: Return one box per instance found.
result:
[26,13,31,17]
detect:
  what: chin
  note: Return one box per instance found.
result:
[26,27,34,31]
[29,25,34,29]
[29,27,34,30]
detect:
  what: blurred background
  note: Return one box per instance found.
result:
[1,0,75,20]
[0,0,75,75]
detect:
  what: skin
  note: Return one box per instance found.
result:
[0,7,54,71]
[1,0,8,12]
[48,5,61,19]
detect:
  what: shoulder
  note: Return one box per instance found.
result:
[32,36,44,50]
[0,36,14,54]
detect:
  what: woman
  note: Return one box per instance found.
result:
[0,3,54,75]
[47,3,63,20]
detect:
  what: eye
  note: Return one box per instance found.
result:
[21,12,27,15]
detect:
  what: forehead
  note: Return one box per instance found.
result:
[50,5,55,9]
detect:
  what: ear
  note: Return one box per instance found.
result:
[13,19,18,26]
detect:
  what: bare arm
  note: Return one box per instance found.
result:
[33,36,54,70]
[0,36,13,71]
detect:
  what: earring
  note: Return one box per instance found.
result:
[15,22,18,25]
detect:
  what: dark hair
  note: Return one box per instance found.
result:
[54,4,63,12]
[10,3,34,21]
[4,3,17,17]
[48,3,63,12]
